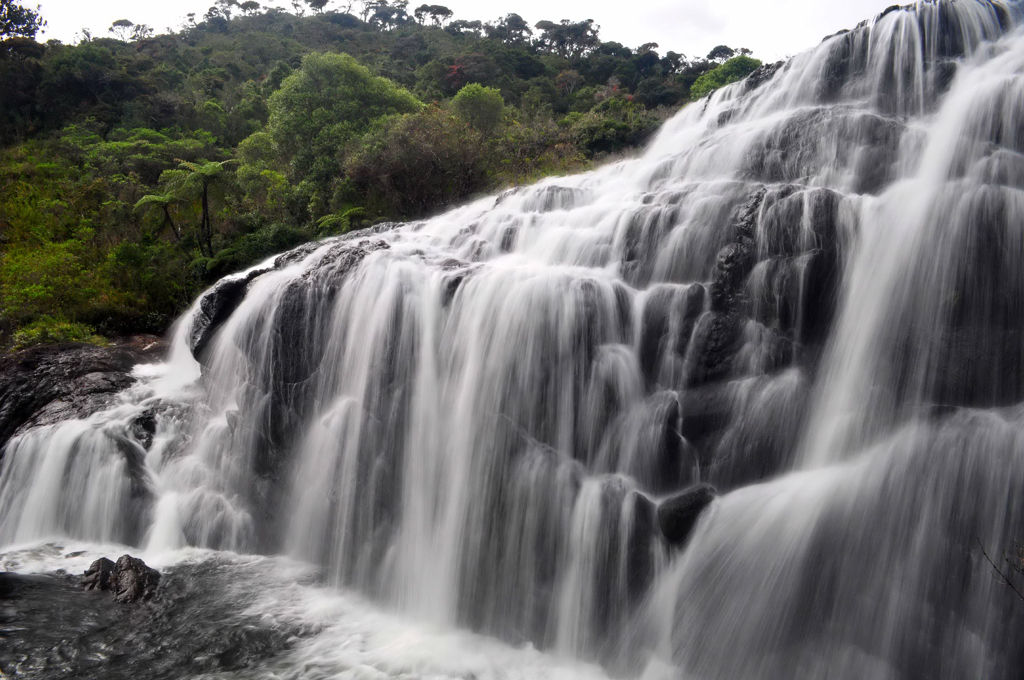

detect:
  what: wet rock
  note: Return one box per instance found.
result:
[679,383,737,447]
[129,409,158,450]
[188,270,268,362]
[82,557,116,592]
[657,483,717,546]
[81,555,160,603]
[188,237,393,365]
[0,341,161,453]
[626,491,659,600]
[684,312,742,387]
[111,555,161,604]
[933,327,1024,408]
[710,240,755,311]
[3,557,305,679]
[744,61,785,92]
[525,185,588,212]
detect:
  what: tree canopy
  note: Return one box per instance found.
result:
[0,1,761,349]
[0,0,44,38]
[264,51,422,195]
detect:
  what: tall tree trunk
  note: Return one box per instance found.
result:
[163,205,181,242]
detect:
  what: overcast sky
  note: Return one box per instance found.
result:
[34,0,897,61]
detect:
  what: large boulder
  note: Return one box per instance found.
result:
[81,554,161,604]
[111,555,161,603]
[657,483,717,546]
[0,337,166,453]
[82,557,116,592]
[188,271,268,362]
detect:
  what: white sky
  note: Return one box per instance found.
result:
[35,0,897,61]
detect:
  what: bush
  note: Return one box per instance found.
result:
[346,106,488,217]
[569,98,661,156]
[689,56,762,100]
[451,83,505,135]
[265,52,424,185]
[492,117,585,184]
[205,222,314,280]
[11,317,105,350]
[0,242,95,324]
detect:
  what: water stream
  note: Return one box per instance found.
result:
[2,1,1024,678]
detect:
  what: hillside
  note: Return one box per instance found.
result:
[0,0,761,347]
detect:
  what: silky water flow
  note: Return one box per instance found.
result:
[2,2,1024,678]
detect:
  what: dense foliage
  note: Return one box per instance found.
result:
[0,0,761,347]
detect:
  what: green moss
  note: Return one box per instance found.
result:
[11,317,106,350]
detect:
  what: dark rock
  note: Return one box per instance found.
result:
[710,239,755,311]
[709,189,764,314]
[129,409,158,450]
[81,555,160,603]
[0,341,159,453]
[188,237,394,366]
[684,312,742,386]
[626,491,659,600]
[933,327,1024,409]
[658,483,717,546]
[744,61,785,92]
[82,557,116,592]
[527,185,588,212]
[2,557,306,679]
[188,270,268,362]
[679,383,737,447]
[111,555,161,604]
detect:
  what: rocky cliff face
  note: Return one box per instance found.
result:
[0,337,166,454]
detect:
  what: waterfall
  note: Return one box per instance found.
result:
[2,1,1024,677]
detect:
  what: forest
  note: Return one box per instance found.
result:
[0,0,762,348]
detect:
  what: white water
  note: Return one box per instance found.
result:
[3,2,1024,678]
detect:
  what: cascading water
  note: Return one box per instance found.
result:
[3,1,1024,677]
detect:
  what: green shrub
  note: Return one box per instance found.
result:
[205,222,314,280]
[690,56,762,100]
[346,106,488,217]
[0,242,96,323]
[569,98,660,156]
[451,83,505,135]
[11,317,106,350]
[266,52,424,186]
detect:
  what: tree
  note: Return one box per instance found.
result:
[133,192,184,245]
[142,160,236,257]
[451,82,504,135]
[414,4,451,26]
[0,0,45,39]
[346,106,486,216]
[534,19,600,65]
[370,0,409,30]
[0,243,94,323]
[444,53,500,93]
[446,19,481,36]
[555,69,584,95]
[217,0,239,20]
[707,45,736,63]
[689,55,761,99]
[240,1,262,15]
[359,0,405,23]
[131,24,154,40]
[109,19,135,41]
[426,4,452,26]
[307,0,329,14]
[661,51,687,75]
[487,13,530,45]
[265,51,422,189]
